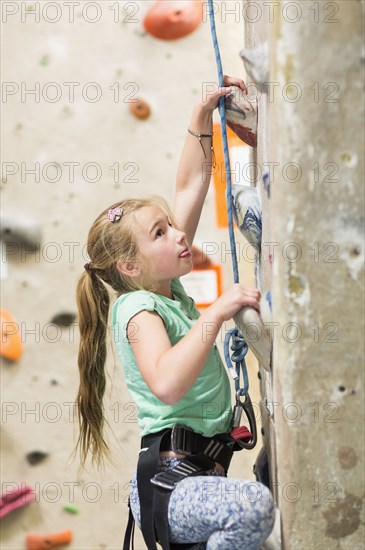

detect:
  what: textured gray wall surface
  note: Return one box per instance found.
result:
[268,1,364,548]
[1,2,262,549]
[241,1,364,548]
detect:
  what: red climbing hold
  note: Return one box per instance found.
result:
[143,0,203,40]
[225,90,258,148]
[0,484,35,519]
[0,309,23,362]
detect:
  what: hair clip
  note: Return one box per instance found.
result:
[107,208,124,223]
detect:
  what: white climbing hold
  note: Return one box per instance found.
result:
[240,42,269,92]
[234,306,272,372]
[232,184,262,250]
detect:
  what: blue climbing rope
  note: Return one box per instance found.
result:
[207,0,239,285]
[208,0,250,399]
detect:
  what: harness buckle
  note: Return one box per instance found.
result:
[170,425,194,455]
[150,471,178,491]
[151,459,202,491]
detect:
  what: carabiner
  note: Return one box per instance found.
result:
[234,391,257,450]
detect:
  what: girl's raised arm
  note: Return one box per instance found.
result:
[173,75,247,245]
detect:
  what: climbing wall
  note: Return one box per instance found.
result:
[240,1,365,548]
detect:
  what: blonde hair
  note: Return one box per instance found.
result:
[75,196,175,468]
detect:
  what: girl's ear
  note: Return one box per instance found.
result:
[116,260,140,279]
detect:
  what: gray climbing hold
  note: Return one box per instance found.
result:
[240,42,269,92]
[26,451,49,465]
[1,218,41,250]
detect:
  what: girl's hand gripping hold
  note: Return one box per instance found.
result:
[205,284,261,326]
[200,75,248,112]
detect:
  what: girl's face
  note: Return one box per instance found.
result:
[132,205,193,296]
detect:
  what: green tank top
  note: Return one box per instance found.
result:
[112,278,232,437]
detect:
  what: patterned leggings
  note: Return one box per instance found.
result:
[129,457,275,550]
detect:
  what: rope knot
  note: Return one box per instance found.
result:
[224,327,249,396]
[230,330,248,362]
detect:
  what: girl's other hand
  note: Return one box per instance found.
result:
[201,75,248,112]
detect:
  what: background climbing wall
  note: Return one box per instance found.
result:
[1,2,263,549]
[241,1,364,548]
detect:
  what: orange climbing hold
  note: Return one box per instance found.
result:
[0,309,22,362]
[143,0,203,40]
[26,530,72,550]
[129,98,151,120]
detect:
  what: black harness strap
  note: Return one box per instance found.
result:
[123,426,235,550]
[123,499,135,550]
[138,430,171,549]
[153,453,216,549]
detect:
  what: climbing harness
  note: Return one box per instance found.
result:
[123,428,233,550]
[123,425,252,550]
[123,3,258,549]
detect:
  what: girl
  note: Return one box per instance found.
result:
[76,76,274,550]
